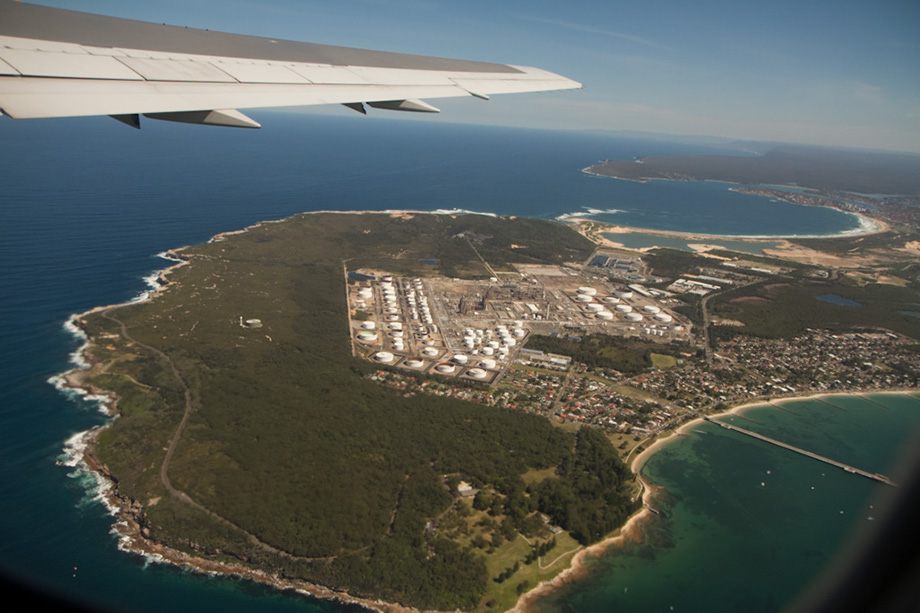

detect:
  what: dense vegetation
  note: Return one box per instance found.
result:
[708,277,920,340]
[80,213,623,610]
[525,333,683,375]
[641,248,717,280]
[532,427,639,544]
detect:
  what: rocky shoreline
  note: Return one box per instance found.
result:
[57,283,426,613]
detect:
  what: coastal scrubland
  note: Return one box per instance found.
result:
[75,213,641,611]
[709,277,920,340]
[525,333,683,375]
[703,229,920,341]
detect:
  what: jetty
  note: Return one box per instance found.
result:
[704,416,897,487]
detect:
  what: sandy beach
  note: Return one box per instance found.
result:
[566,210,886,246]
[561,212,890,271]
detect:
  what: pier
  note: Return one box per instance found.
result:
[704,417,897,487]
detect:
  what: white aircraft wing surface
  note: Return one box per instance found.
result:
[0,1,581,128]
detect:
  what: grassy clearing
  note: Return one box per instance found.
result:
[650,353,678,369]
[479,532,582,612]
[521,467,557,486]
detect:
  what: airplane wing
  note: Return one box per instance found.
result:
[0,1,581,128]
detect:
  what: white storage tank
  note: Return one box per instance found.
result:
[373,351,395,363]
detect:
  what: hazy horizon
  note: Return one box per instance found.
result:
[17,0,920,154]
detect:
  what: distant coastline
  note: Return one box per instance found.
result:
[581,147,920,195]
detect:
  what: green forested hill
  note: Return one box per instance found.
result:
[79,213,632,610]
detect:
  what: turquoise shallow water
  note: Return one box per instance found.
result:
[532,393,920,612]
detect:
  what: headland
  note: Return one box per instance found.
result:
[56,204,920,612]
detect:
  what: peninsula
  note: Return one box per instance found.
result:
[62,208,920,612]
[584,145,920,229]
[64,212,639,612]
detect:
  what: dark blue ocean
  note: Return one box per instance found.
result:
[2,112,914,612]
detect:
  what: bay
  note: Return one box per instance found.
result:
[531,393,920,612]
[0,112,900,612]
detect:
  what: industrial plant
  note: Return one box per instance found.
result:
[347,263,691,383]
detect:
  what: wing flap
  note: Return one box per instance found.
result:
[347,66,456,86]
[211,61,311,84]
[0,48,143,80]
[285,65,369,85]
[115,56,237,83]
[0,57,20,76]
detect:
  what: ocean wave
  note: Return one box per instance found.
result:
[59,426,140,557]
[425,208,498,217]
[57,426,117,512]
[155,251,184,264]
[136,252,182,302]
[556,207,626,221]
[61,315,91,369]
[48,319,113,414]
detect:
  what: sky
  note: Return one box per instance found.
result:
[19,0,920,153]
